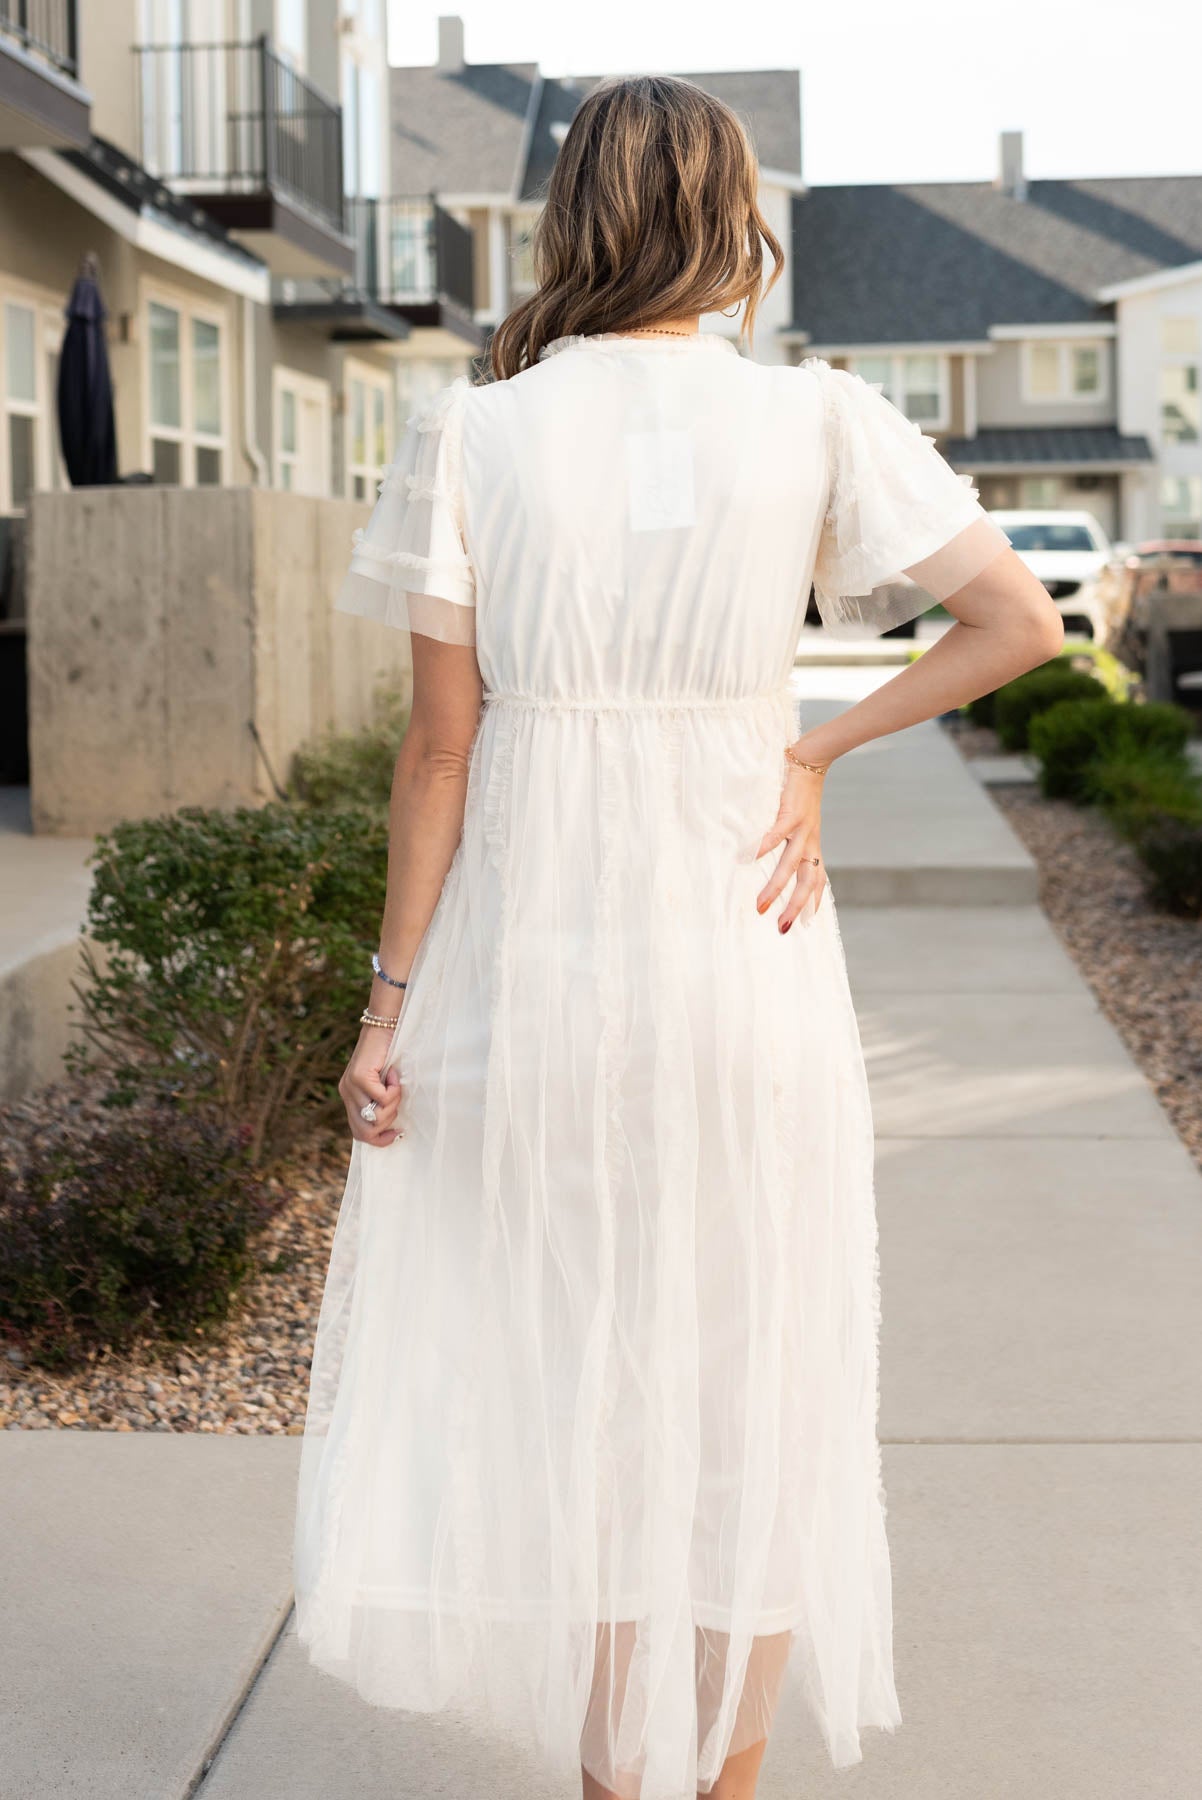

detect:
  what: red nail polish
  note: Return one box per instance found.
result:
[779,918,792,934]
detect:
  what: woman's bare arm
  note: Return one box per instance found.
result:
[339,633,484,1145]
[790,544,1064,767]
[756,544,1064,929]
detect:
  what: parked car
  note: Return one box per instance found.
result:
[1096,541,1202,695]
[1087,539,1202,646]
[987,509,1112,638]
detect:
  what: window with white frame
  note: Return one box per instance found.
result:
[1159,316,1200,446]
[146,293,227,485]
[345,362,392,501]
[1020,476,1060,508]
[848,352,949,427]
[1022,338,1107,403]
[276,0,307,70]
[2,292,63,512]
[1161,475,1202,539]
[508,214,538,297]
[274,367,330,496]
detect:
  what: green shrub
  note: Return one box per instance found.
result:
[0,1104,279,1371]
[964,688,998,728]
[993,665,1111,751]
[1028,698,1193,802]
[66,802,389,1166]
[1084,747,1202,840]
[289,683,409,816]
[1061,641,1139,702]
[1135,818,1202,918]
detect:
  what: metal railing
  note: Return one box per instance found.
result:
[0,0,79,76]
[347,196,475,313]
[135,36,344,235]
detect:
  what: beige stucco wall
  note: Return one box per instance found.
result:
[26,485,412,836]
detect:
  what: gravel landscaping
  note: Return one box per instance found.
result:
[4,713,1199,1431]
[945,715,1202,1172]
[0,1107,349,1434]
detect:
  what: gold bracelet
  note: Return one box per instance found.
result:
[360,1009,401,1029]
[784,744,830,775]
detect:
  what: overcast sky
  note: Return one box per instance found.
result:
[386,1,1202,188]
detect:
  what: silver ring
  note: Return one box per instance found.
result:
[360,1100,378,1123]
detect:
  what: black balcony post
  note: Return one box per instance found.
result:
[66,0,78,76]
[258,32,274,190]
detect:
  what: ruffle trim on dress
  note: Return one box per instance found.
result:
[538,332,741,361]
[405,372,474,433]
[349,529,475,583]
[802,354,988,629]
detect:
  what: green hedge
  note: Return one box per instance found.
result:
[1083,746,1202,840]
[992,666,1111,751]
[1027,699,1192,802]
[1136,818,1202,918]
[67,802,389,1167]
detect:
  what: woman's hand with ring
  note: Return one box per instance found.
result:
[340,1031,404,1145]
[755,760,829,932]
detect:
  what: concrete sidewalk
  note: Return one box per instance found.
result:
[4,669,1201,1799]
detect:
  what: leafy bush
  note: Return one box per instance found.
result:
[1084,746,1202,840]
[1028,698,1193,802]
[1135,818,1202,918]
[289,683,409,817]
[0,1104,280,1370]
[1061,640,1139,702]
[66,802,389,1166]
[965,647,1137,734]
[964,687,998,728]
[993,665,1111,751]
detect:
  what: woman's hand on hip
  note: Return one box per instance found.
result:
[755,765,828,932]
[340,1030,404,1145]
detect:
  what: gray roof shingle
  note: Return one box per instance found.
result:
[521,69,800,202]
[945,425,1154,466]
[789,177,1202,344]
[389,59,802,203]
[390,63,540,196]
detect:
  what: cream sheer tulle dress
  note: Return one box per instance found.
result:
[293,333,1010,1797]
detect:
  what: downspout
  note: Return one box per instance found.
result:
[241,292,268,486]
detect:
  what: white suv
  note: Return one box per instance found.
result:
[987,509,1111,639]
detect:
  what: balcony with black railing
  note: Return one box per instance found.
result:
[134,36,353,279]
[0,0,90,149]
[276,194,482,351]
[347,197,476,320]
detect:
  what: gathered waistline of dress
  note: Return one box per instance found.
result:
[481,684,794,715]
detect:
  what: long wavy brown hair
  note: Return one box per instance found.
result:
[488,75,784,381]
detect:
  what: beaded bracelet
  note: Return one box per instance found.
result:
[372,952,408,989]
[360,1008,401,1029]
[784,745,831,775]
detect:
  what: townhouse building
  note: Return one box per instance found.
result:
[0,0,481,516]
[785,132,1202,542]
[2,7,1199,547]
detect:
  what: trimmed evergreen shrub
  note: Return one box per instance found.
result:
[66,802,389,1166]
[1084,747,1202,840]
[0,1104,279,1370]
[993,665,1111,751]
[1028,698,1193,802]
[1136,818,1202,918]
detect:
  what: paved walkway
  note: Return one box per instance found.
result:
[4,669,1201,1799]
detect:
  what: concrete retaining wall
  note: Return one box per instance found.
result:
[26,486,410,837]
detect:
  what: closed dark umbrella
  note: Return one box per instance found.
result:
[57,252,118,487]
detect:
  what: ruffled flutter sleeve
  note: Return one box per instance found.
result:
[335,374,477,646]
[804,357,1012,635]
